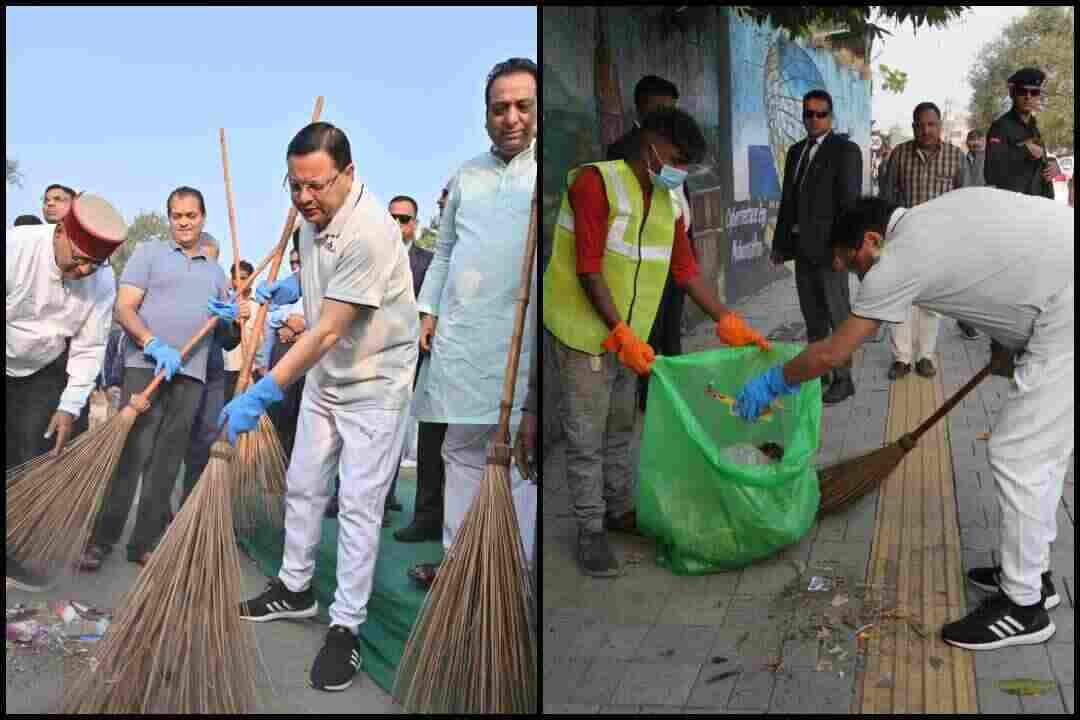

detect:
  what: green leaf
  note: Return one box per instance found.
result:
[997,679,1058,697]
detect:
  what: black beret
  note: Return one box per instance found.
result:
[1008,67,1045,87]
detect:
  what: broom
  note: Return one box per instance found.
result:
[817,363,992,516]
[6,239,289,584]
[219,127,289,537]
[393,185,538,713]
[59,96,325,714]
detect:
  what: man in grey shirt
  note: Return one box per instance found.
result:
[81,187,240,570]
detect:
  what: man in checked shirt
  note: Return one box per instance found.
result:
[877,101,967,381]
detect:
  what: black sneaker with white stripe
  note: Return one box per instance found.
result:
[966,566,1060,610]
[310,625,362,692]
[239,578,318,622]
[942,592,1055,651]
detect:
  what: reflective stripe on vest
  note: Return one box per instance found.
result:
[543,160,676,355]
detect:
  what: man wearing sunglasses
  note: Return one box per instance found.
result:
[985,67,1055,200]
[772,89,863,405]
[6,193,125,590]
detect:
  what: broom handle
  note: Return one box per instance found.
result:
[235,96,325,391]
[905,363,992,444]
[128,231,291,406]
[219,127,252,379]
[491,182,539,458]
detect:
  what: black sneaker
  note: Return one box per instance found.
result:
[578,529,620,578]
[967,566,1060,610]
[239,578,318,622]
[310,625,361,692]
[888,361,912,380]
[6,556,53,592]
[942,592,1055,650]
[957,321,981,340]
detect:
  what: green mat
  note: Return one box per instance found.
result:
[237,473,443,695]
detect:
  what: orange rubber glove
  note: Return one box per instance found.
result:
[601,321,656,376]
[716,313,770,351]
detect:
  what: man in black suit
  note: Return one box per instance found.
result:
[388,194,448,542]
[771,89,863,404]
[607,75,693,411]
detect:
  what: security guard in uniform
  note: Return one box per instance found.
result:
[985,67,1055,199]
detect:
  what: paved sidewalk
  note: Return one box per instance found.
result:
[542,273,1074,713]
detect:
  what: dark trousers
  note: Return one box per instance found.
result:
[91,368,204,559]
[794,257,853,380]
[391,353,448,524]
[638,269,686,409]
[266,340,305,459]
[5,347,90,471]
[182,372,226,507]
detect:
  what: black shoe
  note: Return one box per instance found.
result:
[385,496,403,512]
[578,529,620,578]
[958,322,982,340]
[325,496,339,518]
[6,557,52,592]
[822,378,855,405]
[888,362,912,380]
[393,522,442,543]
[967,566,1060,610]
[941,592,1055,650]
[820,371,833,395]
[915,358,937,378]
[240,578,318,622]
[310,625,361,692]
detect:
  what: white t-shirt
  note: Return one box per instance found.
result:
[297,180,419,408]
[851,187,1074,350]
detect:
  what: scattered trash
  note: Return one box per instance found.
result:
[706,670,741,684]
[762,659,784,673]
[816,658,833,673]
[808,576,834,592]
[827,645,843,656]
[710,656,728,664]
[724,443,779,466]
[997,679,1057,697]
[876,673,894,689]
[976,432,992,441]
[831,593,849,607]
[929,656,944,671]
[625,552,644,566]
[790,560,807,577]
[735,631,751,650]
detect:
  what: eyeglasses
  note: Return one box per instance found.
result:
[66,235,109,271]
[391,214,414,225]
[803,110,830,120]
[1015,88,1042,98]
[282,168,346,196]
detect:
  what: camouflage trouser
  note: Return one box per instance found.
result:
[545,330,637,534]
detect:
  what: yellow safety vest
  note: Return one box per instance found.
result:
[543,160,678,355]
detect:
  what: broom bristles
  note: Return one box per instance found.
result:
[817,442,909,516]
[59,440,266,713]
[232,414,288,540]
[393,459,537,713]
[6,408,137,583]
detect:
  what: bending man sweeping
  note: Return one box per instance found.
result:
[734,188,1073,651]
[219,121,418,692]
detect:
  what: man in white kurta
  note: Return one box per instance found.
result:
[411,59,539,586]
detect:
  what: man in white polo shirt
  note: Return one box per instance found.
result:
[6,193,126,590]
[734,187,1073,653]
[221,121,418,693]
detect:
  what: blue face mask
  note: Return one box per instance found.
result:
[648,144,688,190]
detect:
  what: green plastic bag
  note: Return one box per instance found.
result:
[638,343,821,574]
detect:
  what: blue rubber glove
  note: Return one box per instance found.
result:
[734,365,800,421]
[143,337,183,382]
[255,273,301,308]
[208,298,239,324]
[217,375,285,445]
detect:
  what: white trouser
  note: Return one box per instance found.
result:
[889,305,941,364]
[443,423,537,570]
[989,283,1074,607]
[279,383,407,633]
